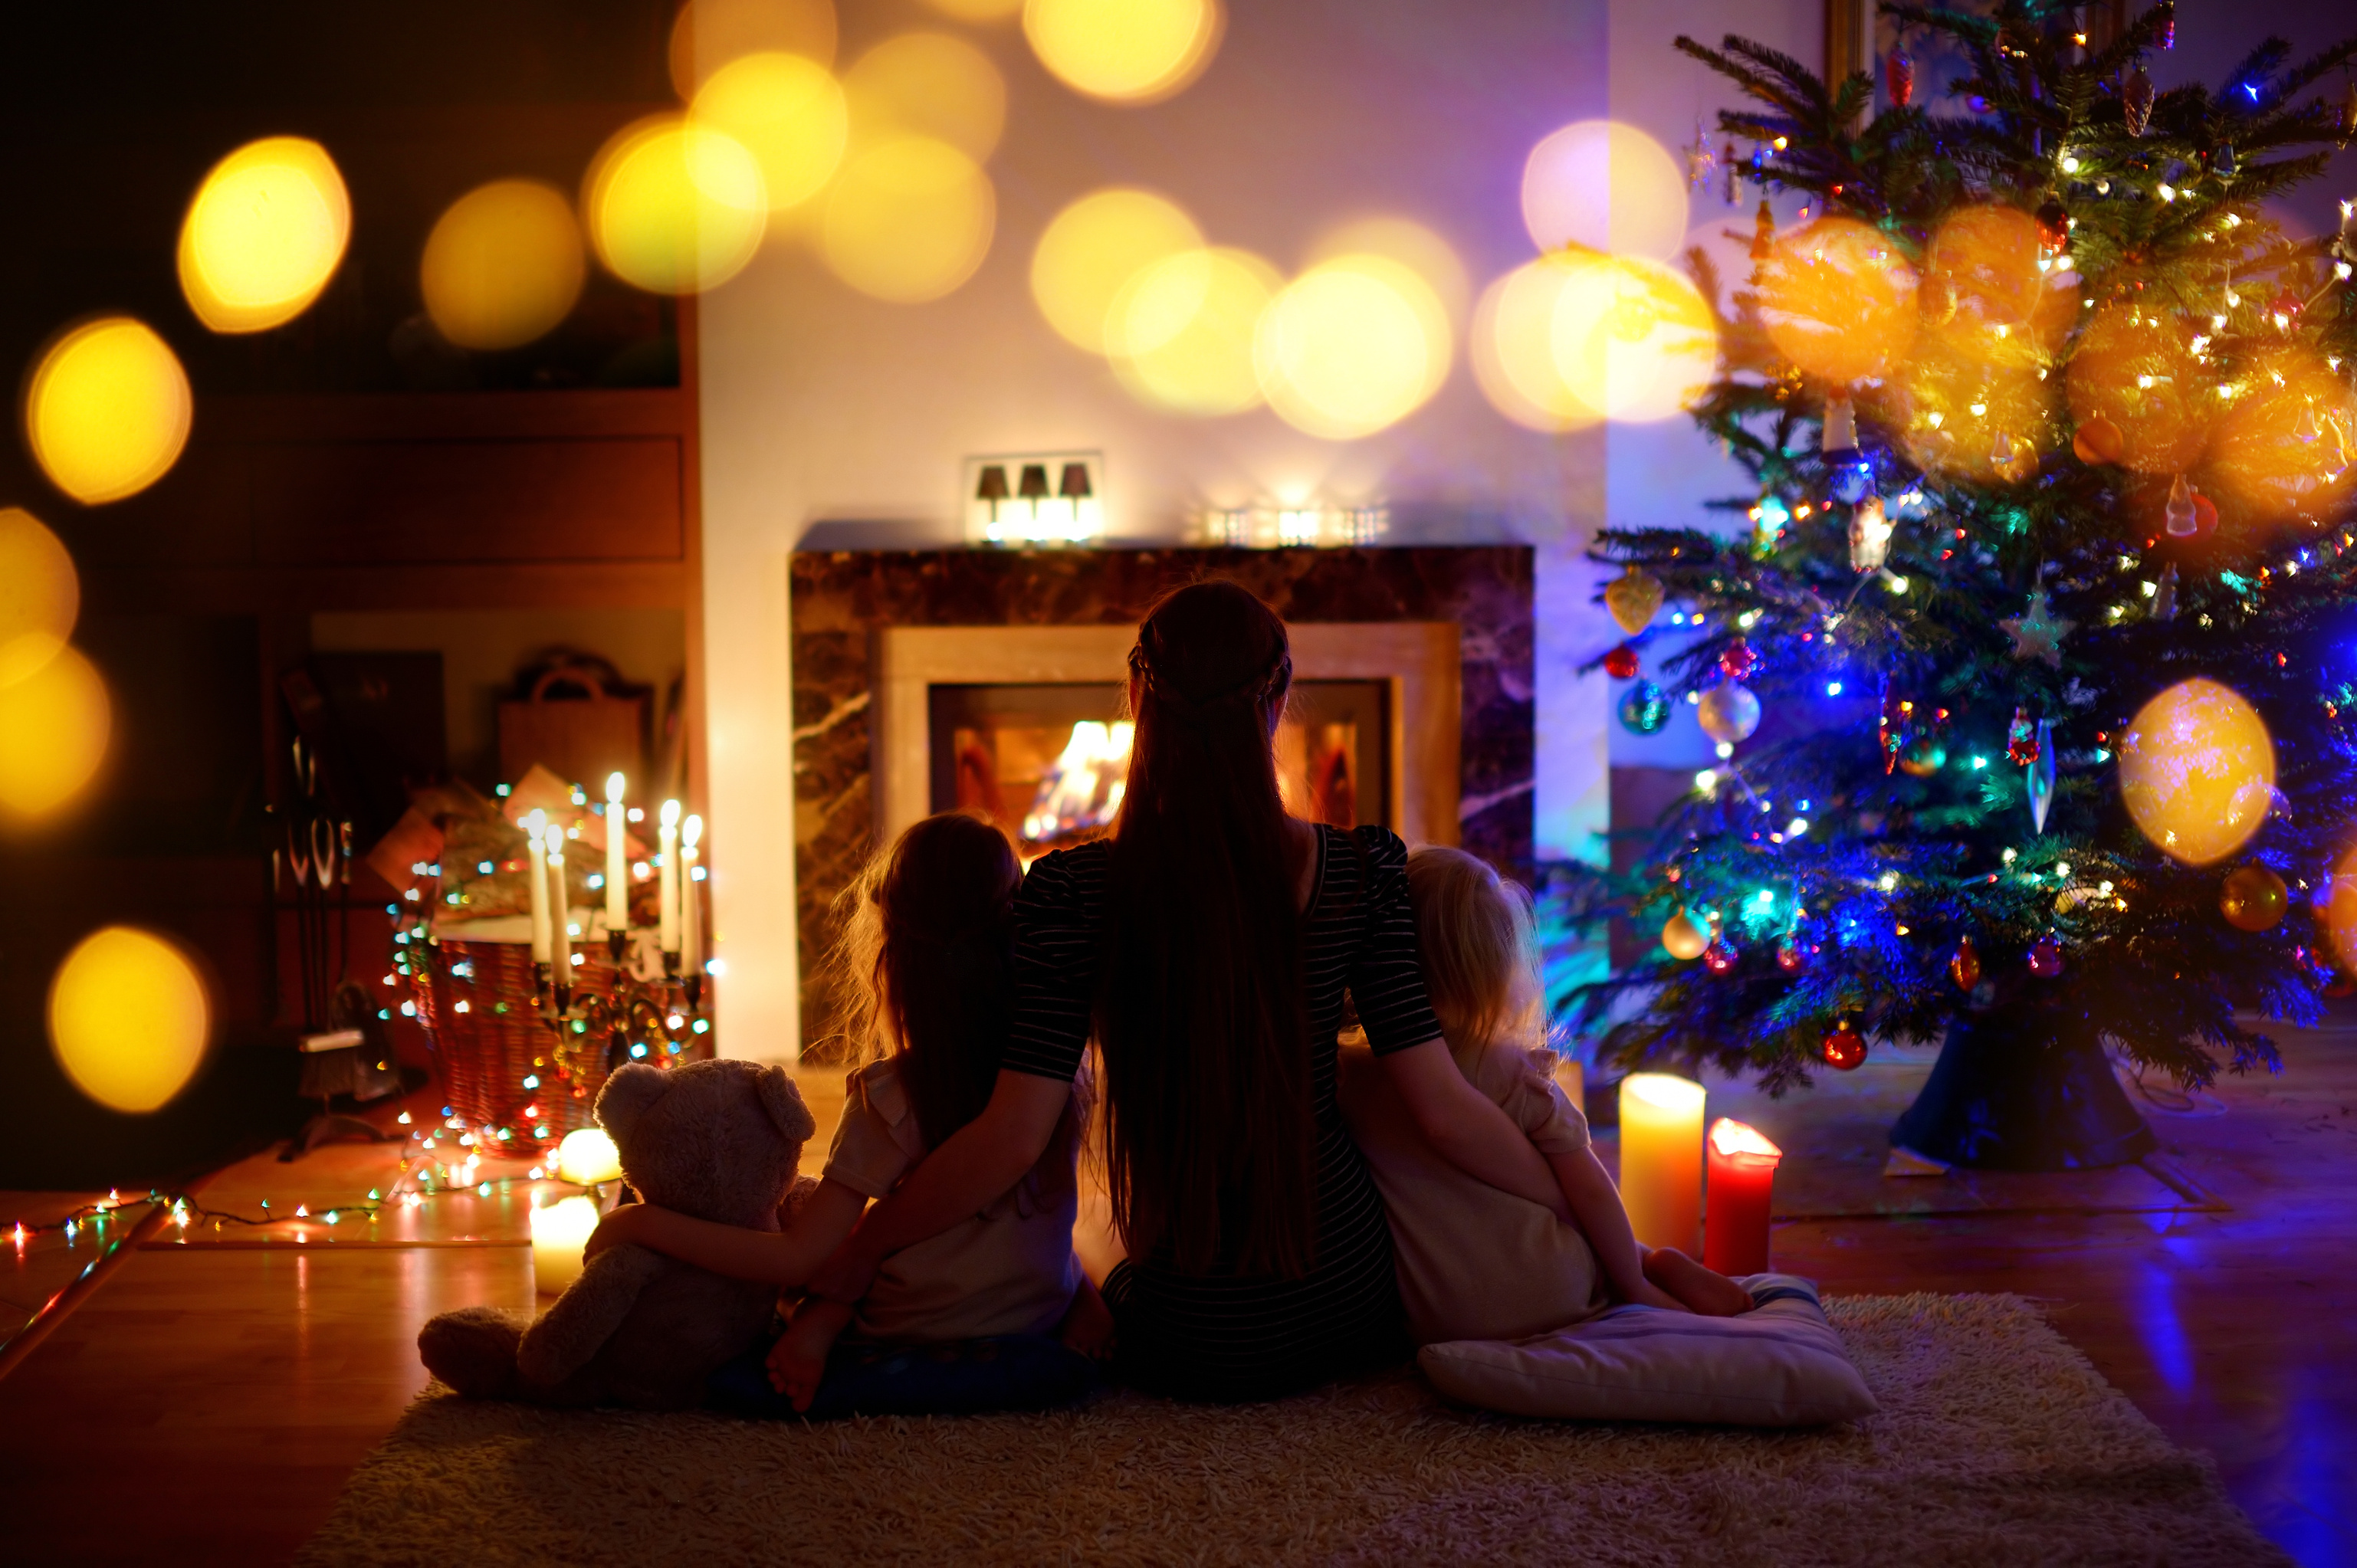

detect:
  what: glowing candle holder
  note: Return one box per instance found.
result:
[1618,1073,1706,1252]
[530,1195,599,1294]
[1703,1117,1783,1276]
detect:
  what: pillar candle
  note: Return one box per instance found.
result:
[658,800,681,956]
[530,1195,599,1294]
[1703,1117,1783,1276]
[524,810,551,964]
[1618,1072,1706,1252]
[681,813,704,974]
[605,772,629,933]
[545,823,570,954]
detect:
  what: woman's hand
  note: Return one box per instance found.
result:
[583,1202,654,1261]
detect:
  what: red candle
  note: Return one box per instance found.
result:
[1703,1117,1782,1276]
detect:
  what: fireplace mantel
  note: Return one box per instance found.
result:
[789,546,1532,1054]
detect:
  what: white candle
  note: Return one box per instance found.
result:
[1618,1072,1706,1252]
[605,773,629,933]
[658,800,681,956]
[681,813,704,974]
[530,1195,599,1294]
[555,1127,622,1186]
[545,824,570,956]
[524,810,551,964]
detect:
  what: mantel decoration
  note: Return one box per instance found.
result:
[379,764,714,1157]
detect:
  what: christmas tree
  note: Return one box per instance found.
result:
[1576,1,2357,1167]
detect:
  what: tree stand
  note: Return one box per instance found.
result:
[1891,1012,2155,1171]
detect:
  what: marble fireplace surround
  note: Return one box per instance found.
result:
[790,546,1533,1055]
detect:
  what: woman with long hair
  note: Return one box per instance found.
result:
[806,581,1572,1399]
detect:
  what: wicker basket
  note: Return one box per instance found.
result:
[409,934,711,1155]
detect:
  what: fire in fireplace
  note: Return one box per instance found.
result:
[929,681,1388,856]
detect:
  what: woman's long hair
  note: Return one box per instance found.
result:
[1097,581,1314,1277]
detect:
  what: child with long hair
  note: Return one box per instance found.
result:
[1340,846,1752,1343]
[585,811,1106,1412]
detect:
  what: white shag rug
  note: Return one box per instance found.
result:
[297,1294,2284,1567]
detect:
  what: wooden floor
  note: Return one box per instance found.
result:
[0,1033,2349,1566]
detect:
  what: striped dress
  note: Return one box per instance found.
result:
[1003,823,1443,1402]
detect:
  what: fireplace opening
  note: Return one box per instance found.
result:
[929,681,1390,857]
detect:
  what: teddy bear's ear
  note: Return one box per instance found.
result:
[596,1062,670,1143]
[755,1064,816,1146]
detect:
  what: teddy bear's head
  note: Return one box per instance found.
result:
[593,1058,816,1231]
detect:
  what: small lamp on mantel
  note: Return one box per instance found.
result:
[1016,462,1052,541]
[1057,461,1098,543]
[973,464,1009,541]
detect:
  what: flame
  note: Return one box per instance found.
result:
[1709,1117,1782,1163]
[1023,720,1135,843]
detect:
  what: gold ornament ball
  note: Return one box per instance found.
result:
[2219,864,2287,933]
[1662,907,1709,960]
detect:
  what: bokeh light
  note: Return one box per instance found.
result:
[2325,845,2357,977]
[843,32,1005,162]
[177,136,351,335]
[0,644,110,817]
[2118,678,2275,866]
[556,1126,625,1184]
[583,114,768,294]
[2065,301,2211,476]
[668,0,838,96]
[1758,217,1918,385]
[48,927,209,1114]
[1108,246,1278,415]
[691,53,849,212]
[1520,120,1687,262]
[420,180,587,351]
[1470,257,1604,432]
[1304,218,1469,324]
[1255,255,1450,440]
[2201,350,2357,524]
[926,0,1023,18]
[25,318,193,506]
[1024,0,1223,105]
[0,509,77,690]
[1548,254,1717,422]
[1925,206,2049,338]
[1031,187,1202,353]
[820,136,995,303]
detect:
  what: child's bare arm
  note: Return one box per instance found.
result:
[767,1295,857,1409]
[1545,1146,1688,1311]
[585,1178,869,1287]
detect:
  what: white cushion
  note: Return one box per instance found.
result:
[1416,1274,1878,1427]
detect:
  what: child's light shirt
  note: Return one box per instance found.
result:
[824,1057,1081,1343]
[1339,1035,1609,1344]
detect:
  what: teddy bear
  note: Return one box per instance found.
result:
[417,1057,817,1410]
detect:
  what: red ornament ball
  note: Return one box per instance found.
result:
[2269,290,2303,328]
[1604,643,1641,680]
[2191,492,2218,538]
[1702,940,1740,974]
[2028,935,2065,978]
[1821,1024,1867,1071]
[1719,638,1757,680]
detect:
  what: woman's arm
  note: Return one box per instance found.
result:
[1546,1146,1687,1311]
[582,1177,868,1287]
[1377,1038,1574,1221]
[806,1068,1071,1302]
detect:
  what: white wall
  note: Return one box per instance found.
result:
[699,0,1821,1059]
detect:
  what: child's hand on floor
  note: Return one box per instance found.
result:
[1057,1276,1116,1360]
[766,1297,855,1412]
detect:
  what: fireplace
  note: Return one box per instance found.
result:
[791,546,1533,1055]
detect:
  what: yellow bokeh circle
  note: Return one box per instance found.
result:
[1758,216,1919,385]
[1304,218,1469,323]
[2118,678,2276,866]
[668,0,839,97]
[0,642,110,817]
[1549,254,1717,422]
[1255,255,1451,441]
[1023,0,1223,105]
[25,317,193,506]
[2201,349,2357,525]
[820,136,995,303]
[0,508,78,690]
[1470,257,1604,433]
[48,927,211,1114]
[583,115,769,294]
[925,0,1023,18]
[1031,188,1203,353]
[178,136,351,334]
[2065,302,2211,477]
[2325,845,2357,977]
[843,32,1006,162]
[420,180,587,351]
[691,53,849,214]
[1108,245,1278,415]
[1520,120,1688,263]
